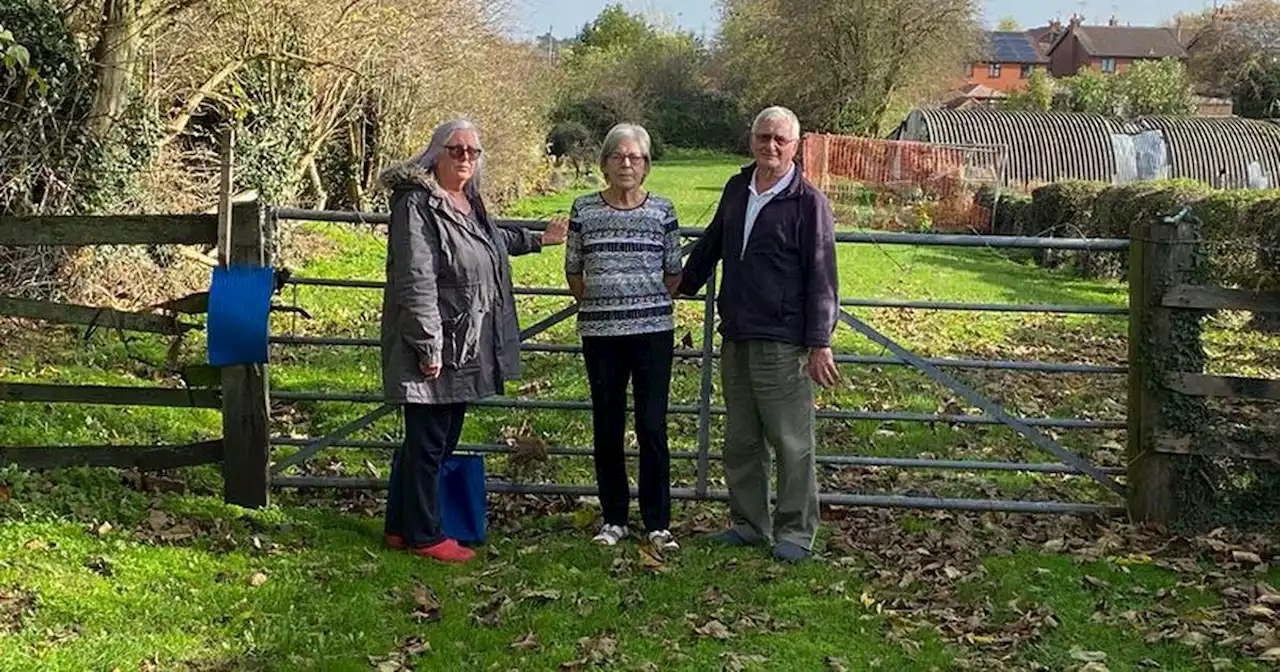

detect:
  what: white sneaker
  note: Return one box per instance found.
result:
[648,530,680,551]
[592,524,628,546]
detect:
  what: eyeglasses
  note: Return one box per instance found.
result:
[608,153,648,165]
[445,145,482,161]
[753,133,796,147]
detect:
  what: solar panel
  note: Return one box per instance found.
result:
[989,32,1042,63]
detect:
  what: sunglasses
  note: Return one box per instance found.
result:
[753,133,796,146]
[445,145,482,161]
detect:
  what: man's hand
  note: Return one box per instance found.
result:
[542,216,569,246]
[806,347,839,387]
[419,359,442,380]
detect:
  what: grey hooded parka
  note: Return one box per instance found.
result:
[378,162,542,405]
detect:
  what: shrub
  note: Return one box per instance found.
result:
[1192,190,1280,288]
[1085,181,1211,279]
[1025,181,1107,268]
[1026,181,1108,238]
[547,120,594,160]
[973,186,1031,236]
[647,128,667,161]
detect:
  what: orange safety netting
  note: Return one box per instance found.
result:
[801,133,1004,233]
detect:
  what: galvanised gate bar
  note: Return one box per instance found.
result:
[265,206,1131,516]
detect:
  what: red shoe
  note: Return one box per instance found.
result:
[385,533,407,550]
[411,538,475,563]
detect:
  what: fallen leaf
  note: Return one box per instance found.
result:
[146,509,168,531]
[701,587,730,605]
[695,619,734,640]
[249,572,268,587]
[1083,575,1111,590]
[22,539,46,551]
[511,632,540,651]
[470,594,512,628]
[157,524,195,543]
[0,485,10,503]
[638,543,665,571]
[520,588,561,603]
[1069,646,1108,662]
[93,522,112,537]
[720,651,768,671]
[1181,631,1210,648]
[1246,605,1276,620]
[412,585,441,622]
[1234,551,1264,565]
[825,655,849,671]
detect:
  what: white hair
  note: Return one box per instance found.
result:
[409,118,485,198]
[751,106,801,141]
[599,123,653,180]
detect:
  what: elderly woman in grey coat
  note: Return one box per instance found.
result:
[379,119,567,563]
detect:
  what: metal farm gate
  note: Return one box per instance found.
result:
[264,207,1130,516]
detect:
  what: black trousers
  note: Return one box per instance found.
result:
[385,402,468,547]
[582,330,674,531]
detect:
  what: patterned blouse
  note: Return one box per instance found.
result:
[564,192,683,338]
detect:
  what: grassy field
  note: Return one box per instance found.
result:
[2,149,1280,670]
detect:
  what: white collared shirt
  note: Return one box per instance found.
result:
[742,163,796,257]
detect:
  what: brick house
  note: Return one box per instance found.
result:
[1047,16,1189,77]
[964,31,1050,92]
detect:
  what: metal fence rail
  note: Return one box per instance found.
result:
[265,207,1130,512]
[268,437,1127,475]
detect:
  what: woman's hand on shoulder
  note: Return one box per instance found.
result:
[542,216,569,246]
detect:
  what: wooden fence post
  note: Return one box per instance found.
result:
[220,197,271,508]
[1127,213,1200,524]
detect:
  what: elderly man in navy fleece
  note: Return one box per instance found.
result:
[679,105,839,563]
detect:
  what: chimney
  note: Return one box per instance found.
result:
[1108,15,1118,26]
[1069,13,1082,28]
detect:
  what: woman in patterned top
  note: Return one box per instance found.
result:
[557,123,683,550]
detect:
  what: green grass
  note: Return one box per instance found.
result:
[3,149,1280,670]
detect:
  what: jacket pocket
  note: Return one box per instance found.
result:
[439,283,484,369]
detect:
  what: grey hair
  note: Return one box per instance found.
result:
[409,118,485,198]
[598,123,653,180]
[751,106,801,141]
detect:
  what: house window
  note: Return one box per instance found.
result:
[989,63,1002,78]
[1101,58,1116,73]
[1020,64,1034,79]
[965,63,974,77]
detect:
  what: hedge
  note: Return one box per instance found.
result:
[1025,181,1108,268]
[974,185,1032,236]
[1081,180,1213,279]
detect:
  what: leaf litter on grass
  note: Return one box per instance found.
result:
[820,504,1280,669]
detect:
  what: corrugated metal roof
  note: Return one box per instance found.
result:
[1139,116,1280,187]
[898,109,1122,183]
[897,109,1280,188]
[1071,26,1188,59]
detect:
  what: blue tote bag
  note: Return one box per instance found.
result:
[439,454,488,545]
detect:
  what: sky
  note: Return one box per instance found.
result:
[510,0,1224,40]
